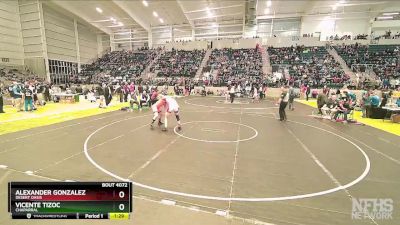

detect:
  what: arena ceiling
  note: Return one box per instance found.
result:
[49,0,400,37]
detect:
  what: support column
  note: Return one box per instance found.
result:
[170,26,174,42]
[129,29,133,51]
[73,19,81,72]
[148,30,153,48]
[97,34,103,58]
[110,34,115,51]
[37,0,50,82]
[242,12,246,38]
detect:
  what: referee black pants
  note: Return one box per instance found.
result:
[230,93,235,103]
[0,96,4,113]
[279,101,288,121]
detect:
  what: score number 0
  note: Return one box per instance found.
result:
[119,191,125,211]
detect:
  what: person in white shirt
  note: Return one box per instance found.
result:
[229,85,236,103]
[252,86,259,103]
[163,96,182,131]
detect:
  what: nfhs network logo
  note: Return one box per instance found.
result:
[352,198,393,220]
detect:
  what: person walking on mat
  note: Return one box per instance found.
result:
[278,86,289,121]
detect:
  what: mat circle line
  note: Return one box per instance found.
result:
[173,121,258,143]
[185,98,278,110]
[83,111,371,202]
[215,99,250,105]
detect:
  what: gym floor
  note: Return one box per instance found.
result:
[0,96,399,225]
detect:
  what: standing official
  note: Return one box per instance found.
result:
[0,83,5,113]
[278,86,289,121]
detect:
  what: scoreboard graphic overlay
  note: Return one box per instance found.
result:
[8,182,132,220]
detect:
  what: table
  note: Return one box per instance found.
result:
[382,107,400,122]
[52,93,79,104]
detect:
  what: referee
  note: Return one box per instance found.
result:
[0,83,4,113]
[278,86,289,121]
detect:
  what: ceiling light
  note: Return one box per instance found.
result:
[264,8,270,14]
[267,0,272,7]
[332,5,337,10]
[153,11,158,17]
[159,18,164,23]
[110,17,116,21]
[206,7,213,16]
[339,0,346,3]
[96,7,102,13]
[142,0,148,7]
[377,16,393,19]
[382,12,399,16]
[118,22,124,26]
[212,23,218,28]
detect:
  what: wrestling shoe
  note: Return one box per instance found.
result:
[161,127,167,132]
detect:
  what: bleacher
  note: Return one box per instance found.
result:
[334,44,400,79]
[203,48,263,83]
[0,67,44,85]
[268,46,347,87]
[150,49,205,77]
[79,49,157,83]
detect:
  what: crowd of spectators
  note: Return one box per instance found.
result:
[327,34,368,41]
[373,30,400,40]
[0,67,44,85]
[268,45,349,88]
[334,43,400,89]
[202,48,263,85]
[150,49,205,77]
[302,33,314,37]
[79,47,159,84]
[314,87,400,122]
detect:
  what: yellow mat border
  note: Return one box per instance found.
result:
[296,99,400,136]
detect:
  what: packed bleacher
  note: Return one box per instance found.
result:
[327,34,368,41]
[0,67,44,85]
[373,30,400,40]
[202,48,263,84]
[79,48,158,83]
[268,46,348,88]
[334,44,400,88]
[150,49,205,77]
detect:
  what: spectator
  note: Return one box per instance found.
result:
[43,84,51,102]
[370,92,380,107]
[288,86,295,110]
[12,82,23,112]
[306,85,311,101]
[361,91,370,118]
[23,85,34,112]
[321,94,338,119]
[317,90,327,115]
[334,99,349,122]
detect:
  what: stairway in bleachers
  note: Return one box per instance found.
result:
[326,46,357,81]
[141,49,164,79]
[261,46,272,76]
[195,48,212,79]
